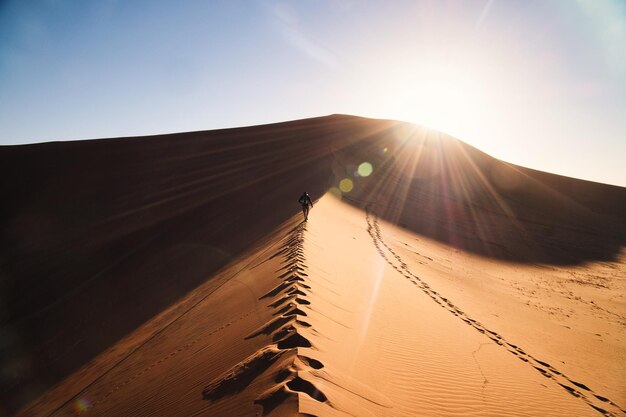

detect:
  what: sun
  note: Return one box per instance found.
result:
[379,66,486,138]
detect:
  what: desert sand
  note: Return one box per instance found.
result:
[1,115,624,416]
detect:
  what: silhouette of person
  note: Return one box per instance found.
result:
[298,192,313,221]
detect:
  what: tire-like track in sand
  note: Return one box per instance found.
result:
[46,286,258,415]
[45,253,268,416]
[365,206,626,417]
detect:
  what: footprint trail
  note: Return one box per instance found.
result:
[365,206,626,417]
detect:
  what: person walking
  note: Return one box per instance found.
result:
[298,192,313,221]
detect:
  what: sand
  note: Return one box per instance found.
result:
[2,115,625,416]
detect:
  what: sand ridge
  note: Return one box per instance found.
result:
[203,222,332,415]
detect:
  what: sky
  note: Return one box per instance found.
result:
[1,0,625,186]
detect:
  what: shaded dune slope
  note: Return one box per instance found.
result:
[0,115,362,412]
[1,115,624,413]
[329,123,626,263]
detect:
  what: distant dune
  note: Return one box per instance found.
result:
[1,115,624,416]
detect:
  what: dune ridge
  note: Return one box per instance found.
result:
[203,222,331,415]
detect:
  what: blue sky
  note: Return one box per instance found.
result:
[1,0,625,186]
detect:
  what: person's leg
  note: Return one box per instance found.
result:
[302,205,307,221]
[304,205,309,220]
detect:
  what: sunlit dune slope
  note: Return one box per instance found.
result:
[1,114,625,415]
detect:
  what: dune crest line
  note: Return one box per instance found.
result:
[203,222,332,415]
[365,205,626,417]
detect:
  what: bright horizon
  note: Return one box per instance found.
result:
[1,1,625,186]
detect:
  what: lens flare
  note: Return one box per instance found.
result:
[358,162,373,177]
[339,178,354,192]
[329,187,342,199]
[73,397,92,414]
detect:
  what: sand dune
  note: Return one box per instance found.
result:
[1,115,624,416]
